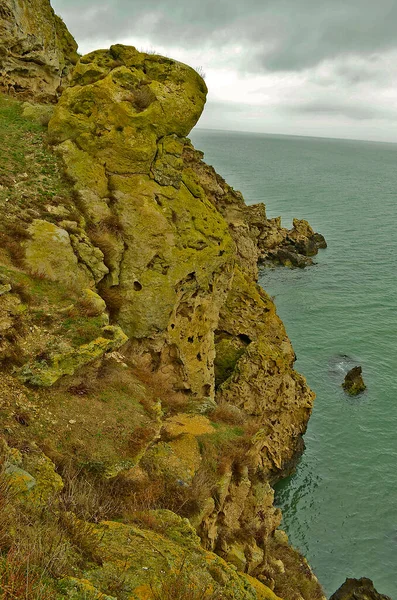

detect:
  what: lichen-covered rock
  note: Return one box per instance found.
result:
[74,514,280,600]
[24,220,94,288]
[18,325,128,386]
[48,46,234,401]
[5,446,63,507]
[21,101,55,125]
[182,143,326,272]
[0,0,78,101]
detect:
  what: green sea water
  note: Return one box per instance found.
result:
[191,128,397,598]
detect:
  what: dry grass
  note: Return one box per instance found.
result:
[127,425,157,457]
[11,280,32,304]
[209,401,244,426]
[100,214,123,235]
[98,285,124,320]
[0,548,55,600]
[0,234,26,268]
[271,541,325,600]
[58,463,122,523]
[127,86,155,112]
[131,366,187,415]
[150,557,222,600]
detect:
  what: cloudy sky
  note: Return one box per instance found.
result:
[52,0,397,142]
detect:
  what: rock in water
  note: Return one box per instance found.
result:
[330,577,391,600]
[342,366,366,395]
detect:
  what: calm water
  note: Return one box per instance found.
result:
[191,128,397,598]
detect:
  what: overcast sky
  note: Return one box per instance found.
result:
[52,0,397,142]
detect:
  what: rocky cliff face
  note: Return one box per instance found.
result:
[0,0,78,101]
[0,3,330,599]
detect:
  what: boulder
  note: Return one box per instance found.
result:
[343,366,366,395]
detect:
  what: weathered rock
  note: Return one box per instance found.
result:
[48,46,235,401]
[18,325,128,386]
[24,220,93,289]
[68,513,281,600]
[343,366,366,395]
[182,143,326,271]
[5,445,63,507]
[0,41,327,599]
[330,578,392,600]
[0,0,78,101]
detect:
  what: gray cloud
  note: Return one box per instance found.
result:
[52,0,397,72]
[50,0,397,140]
[287,100,395,121]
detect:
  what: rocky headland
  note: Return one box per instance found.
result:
[0,1,387,599]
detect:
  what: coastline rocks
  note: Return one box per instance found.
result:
[0,0,78,101]
[264,219,327,268]
[343,366,366,395]
[181,143,326,271]
[45,44,323,594]
[330,577,392,600]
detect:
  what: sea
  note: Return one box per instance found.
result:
[190,128,397,598]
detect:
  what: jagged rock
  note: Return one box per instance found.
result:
[268,247,312,268]
[0,38,328,597]
[330,577,392,600]
[182,143,326,271]
[343,366,366,395]
[0,0,78,101]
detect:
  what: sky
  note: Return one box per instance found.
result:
[52,0,397,142]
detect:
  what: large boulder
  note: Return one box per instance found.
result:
[48,45,235,401]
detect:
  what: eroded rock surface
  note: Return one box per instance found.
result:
[0,0,78,101]
[0,32,326,600]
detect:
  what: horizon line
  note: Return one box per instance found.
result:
[193,125,397,147]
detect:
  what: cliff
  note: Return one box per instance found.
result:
[0,3,331,599]
[0,0,78,101]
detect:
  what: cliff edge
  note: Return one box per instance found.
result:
[0,2,332,599]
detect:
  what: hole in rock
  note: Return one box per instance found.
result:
[134,281,143,291]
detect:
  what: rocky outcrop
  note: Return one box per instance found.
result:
[42,44,322,598]
[0,7,326,597]
[343,366,366,395]
[330,578,392,600]
[182,143,326,271]
[0,0,78,101]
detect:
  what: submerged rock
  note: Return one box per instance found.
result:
[343,366,366,395]
[330,577,391,600]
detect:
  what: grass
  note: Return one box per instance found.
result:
[0,94,76,269]
[0,95,72,210]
